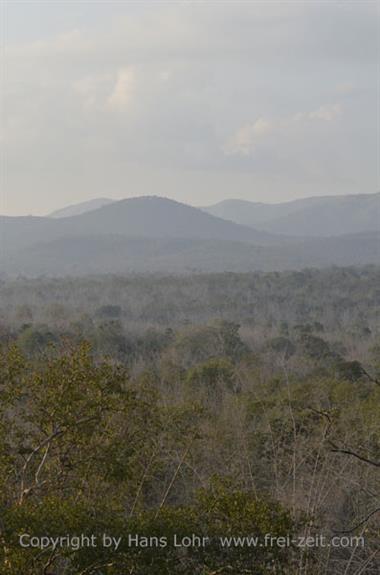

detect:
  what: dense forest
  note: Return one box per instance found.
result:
[0,266,379,574]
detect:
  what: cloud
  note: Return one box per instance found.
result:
[107,67,136,111]
[73,67,136,113]
[224,119,274,156]
[224,104,343,156]
[308,103,341,122]
[2,1,377,214]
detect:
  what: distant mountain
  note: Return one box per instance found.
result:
[2,232,379,277]
[49,197,115,218]
[1,195,378,277]
[1,196,283,253]
[203,192,380,237]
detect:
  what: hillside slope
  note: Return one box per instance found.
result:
[49,197,115,218]
[2,232,379,277]
[1,196,284,252]
[203,192,380,236]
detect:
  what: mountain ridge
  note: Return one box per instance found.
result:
[49,197,115,218]
[1,195,285,253]
[202,192,380,236]
[2,194,378,277]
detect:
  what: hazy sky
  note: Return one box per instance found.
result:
[1,0,379,216]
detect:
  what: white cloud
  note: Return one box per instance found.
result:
[107,67,136,111]
[73,67,137,113]
[224,118,274,156]
[225,103,343,156]
[308,103,341,122]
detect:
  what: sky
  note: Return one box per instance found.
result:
[1,0,379,216]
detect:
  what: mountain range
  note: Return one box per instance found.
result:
[202,192,380,237]
[48,192,380,236]
[1,193,379,277]
[2,197,282,253]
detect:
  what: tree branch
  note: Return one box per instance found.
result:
[329,441,380,468]
[335,506,380,534]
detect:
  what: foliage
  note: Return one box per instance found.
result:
[0,267,379,574]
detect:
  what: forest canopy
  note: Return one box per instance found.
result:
[0,267,379,574]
